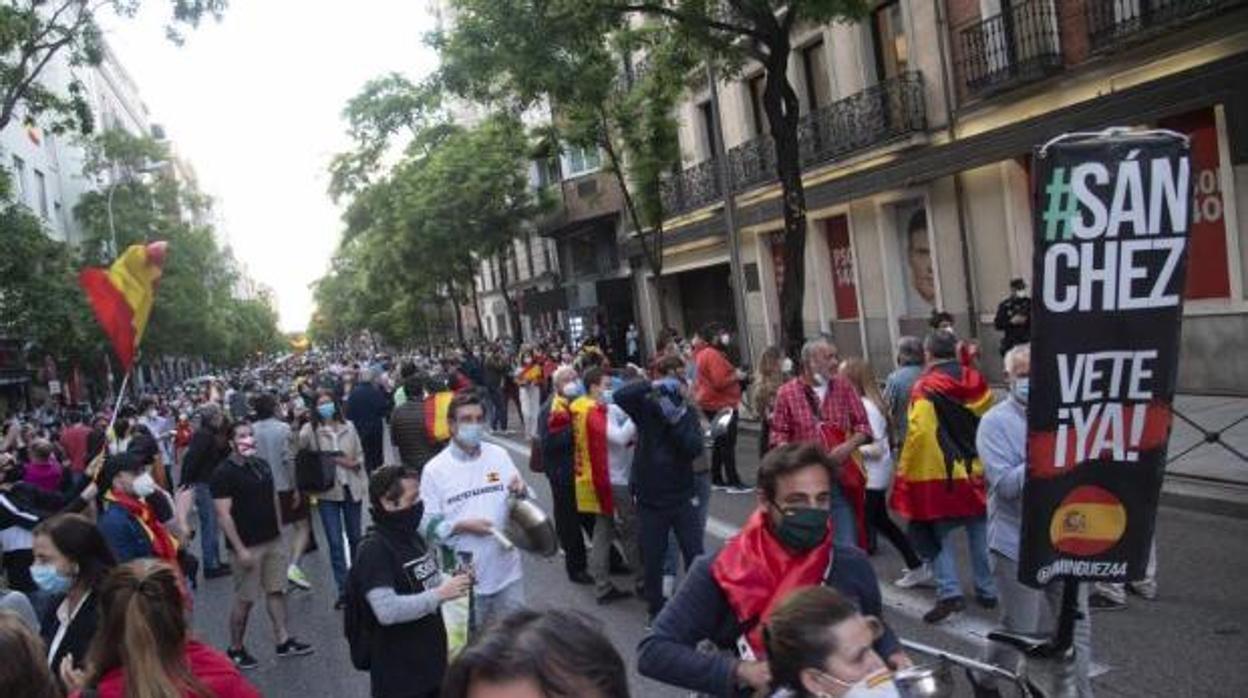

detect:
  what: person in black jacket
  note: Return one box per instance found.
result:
[178,405,229,578]
[32,513,116,691]
[354,465,470,698]
[389,375,439,474]
[346,369,391,474]
[614,356,706,622]
[537,366,593,585]
[1,454,96,592]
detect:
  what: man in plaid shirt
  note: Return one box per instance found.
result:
[769,337,872,548]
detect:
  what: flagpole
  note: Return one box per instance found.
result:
[106,370,131,438]
[86,369,130,481]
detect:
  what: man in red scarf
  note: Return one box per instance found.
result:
[637,443,910,696]
[98,453,180,565]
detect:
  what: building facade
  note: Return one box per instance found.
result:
[635,0,1248,394]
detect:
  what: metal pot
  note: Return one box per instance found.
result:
[504,495,559,557]
[894,660,955,698]
[709,408,735,439]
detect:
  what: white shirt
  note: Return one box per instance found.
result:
[860,398,895,490]
[605,404,637,487]
[420,442,523,595]
[48,591,92,665]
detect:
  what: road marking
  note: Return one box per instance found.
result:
[488,433,1110,678]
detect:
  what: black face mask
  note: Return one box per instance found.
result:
[377,501,424,533]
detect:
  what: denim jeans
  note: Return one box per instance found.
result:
[640,500,704,617]
[193,482,221,570]
[664,471,710,576]
[473,578,526,633]
[913,516,996,601]
[830,484,859,550]
[318,498,362,598]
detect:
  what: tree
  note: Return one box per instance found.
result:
[435,1,697,330]
[0,0,225,135]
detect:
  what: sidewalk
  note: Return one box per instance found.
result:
[738,391,1248,517]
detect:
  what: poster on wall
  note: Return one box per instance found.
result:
[893,198,935,317]
[1158,107,1231,300]
[825,216,859,320]
[1019,130,1193,587]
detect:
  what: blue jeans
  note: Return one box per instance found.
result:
[830,484,859,550]
[473,578,526,633]
[664,472,710,576]
[318,498,362,598]
[641,500,704,617]
[193,482,221,570]
[913,516,996,601]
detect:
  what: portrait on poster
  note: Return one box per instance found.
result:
[893,198,935,317]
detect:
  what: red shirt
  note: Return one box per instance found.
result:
[60,423,91,472]
[769,375,870,448]
[74,641,260,698]
[693,346,742,411]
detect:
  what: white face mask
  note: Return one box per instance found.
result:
[132,472,157,498]
[812,372,828,387]
[821,669,901,698]
[781,357,794,374]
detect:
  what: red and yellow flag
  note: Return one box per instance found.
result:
[79,242,167,371]
[424,391,454,442]
[890,362,995,522]
[571,396,613,516]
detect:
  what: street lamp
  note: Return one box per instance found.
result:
[105,159,167,259]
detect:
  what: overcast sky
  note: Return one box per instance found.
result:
[106,1,439,332]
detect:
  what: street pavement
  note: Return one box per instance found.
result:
[189,416,1248,697]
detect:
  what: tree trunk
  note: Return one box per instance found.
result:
[496,245,523,348]
[469,272,485,340]
[762,46,808,361]
[447,281,466,345]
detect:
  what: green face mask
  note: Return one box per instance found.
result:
[771,503,830,551]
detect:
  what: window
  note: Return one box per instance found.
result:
[34,169,48,219]
[698,100,719,160]
[525,235,535,278]
[544,238,555,274]
[747,74,767,136]
[11,156,27,204]
[563,145,602,177]
[53,202,63,228]
[871,0,909,81]
[800,40,831,113]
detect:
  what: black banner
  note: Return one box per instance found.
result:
[1020,131,1192,587]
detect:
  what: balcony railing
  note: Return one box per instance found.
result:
[1087,0,1248,52]
[957,0,1063,99]
[661,73,927,216]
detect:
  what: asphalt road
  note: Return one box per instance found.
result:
[189,422,1248,698]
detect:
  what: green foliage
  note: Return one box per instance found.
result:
[0,0,225,136]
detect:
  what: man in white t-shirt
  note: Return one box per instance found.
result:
[420,390,528,631]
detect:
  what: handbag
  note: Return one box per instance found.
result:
[527,436,545,474]
[296,426,339,493]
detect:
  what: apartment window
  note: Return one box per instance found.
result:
[53,202,63,230]
[871,0,909,81]
[509,250,519,284]
[544,239,555,274]
[34,169,48,219]
[563,145,602,177]
[525,235,536,278]
[800,40,831,113]
[698,100,719,160]
[747,74,767,136]
[11,155,27,204]
[532,157,559,188]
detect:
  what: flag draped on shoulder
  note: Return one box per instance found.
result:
[570,396,613,516]
[78,242,167,371]
[424,391,454,443]
[890,359,995,521]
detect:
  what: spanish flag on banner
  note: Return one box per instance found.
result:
[79,242,167,371]
[424,391,454,442]
[890,360,995,522]
[518,361,543,385]
[570,396,613,516]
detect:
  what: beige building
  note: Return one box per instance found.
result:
[632,0,1248,394]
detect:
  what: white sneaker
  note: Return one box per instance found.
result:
[895,564,934,589]
[287,564,312,590]
[661,574,676,599]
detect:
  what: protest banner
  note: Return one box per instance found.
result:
[1020,130,1192,587]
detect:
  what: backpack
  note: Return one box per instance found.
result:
[343,532,395,671]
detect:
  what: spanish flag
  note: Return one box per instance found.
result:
[570,396,613,516]
[518,361,543,385]
[79,242,167,371]
[890,360,995,522]
[424,390,454,443]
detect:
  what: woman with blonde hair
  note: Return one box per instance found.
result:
[839,358,925,584]
[69,559,258,698]
[750,345,786,460]
[0,610,62,698]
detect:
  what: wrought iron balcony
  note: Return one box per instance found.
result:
[1087,0,1248,53]
[660,157,722,217]
[957,0,1063,99]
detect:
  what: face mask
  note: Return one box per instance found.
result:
[771,504,829,551]
[600,389,614,405]
[237,436,257,457]
[1013,289,1026,299]
[812,372,828,387]
[1011,377,1030,405]
[147,409,158,419]
[132,471,157,498]
[828,669,902,698]
[720,333,731,346]
[562,382,584,399]
[781,358,794,374]
[317,403,336,420]
[30,563,72,594]
[455,423,484,450]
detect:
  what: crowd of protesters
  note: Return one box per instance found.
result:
[0,301,1155,698]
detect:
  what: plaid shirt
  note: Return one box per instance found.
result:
[769,375,871,448]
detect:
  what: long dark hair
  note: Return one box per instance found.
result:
[83,559,211,698]
[0,611,61,698]
[33,514,117,592]
[442,609,629,698]
[765,586,881,697]
[309,388,342,428]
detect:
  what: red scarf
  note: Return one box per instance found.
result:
[710,509,833,657]
[107,489,179,563]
